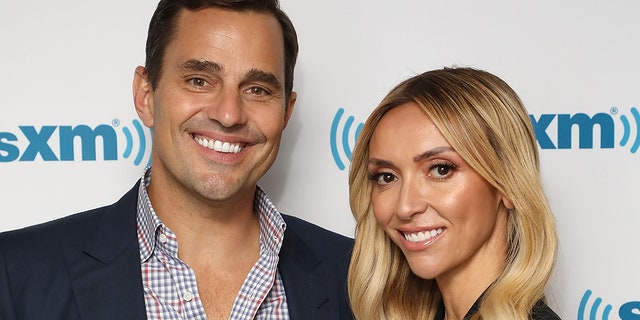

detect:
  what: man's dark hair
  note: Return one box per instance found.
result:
[145,0,298,98]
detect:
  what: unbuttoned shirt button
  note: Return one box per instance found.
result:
[183,291,194,302]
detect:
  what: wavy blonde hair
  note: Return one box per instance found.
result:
[348,67,558,319]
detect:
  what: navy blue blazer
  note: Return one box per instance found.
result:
[0,182,354,320]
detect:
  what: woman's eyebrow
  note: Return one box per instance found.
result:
[413,146,455,163]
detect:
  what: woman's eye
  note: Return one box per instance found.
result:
[429,163,455,179]
[369,172,397,185]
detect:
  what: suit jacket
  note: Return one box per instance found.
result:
[0,182,354,320]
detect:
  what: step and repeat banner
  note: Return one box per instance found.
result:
[2,1,639,318]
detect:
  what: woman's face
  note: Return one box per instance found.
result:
[367,102,510,282]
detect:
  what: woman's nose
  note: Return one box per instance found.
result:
[395,177,430,221]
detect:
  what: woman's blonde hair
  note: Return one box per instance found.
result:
[347,67,558,319]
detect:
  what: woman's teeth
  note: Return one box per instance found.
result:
[403,228,444,242]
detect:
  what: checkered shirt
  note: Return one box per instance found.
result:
[136,168,289,319]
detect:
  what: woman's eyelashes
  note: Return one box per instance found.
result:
[427,161,457,180]
[367,160,458,186]
[367,171,397,186]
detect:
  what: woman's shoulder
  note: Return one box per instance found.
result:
[531,300,562,320]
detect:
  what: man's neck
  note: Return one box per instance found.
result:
[145,173,261,262]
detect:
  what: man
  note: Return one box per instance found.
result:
[0,0,353,319]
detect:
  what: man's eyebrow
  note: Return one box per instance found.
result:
[179,59,222,73]
[243,69,282,91]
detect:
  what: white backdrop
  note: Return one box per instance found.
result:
[2,1,639,319]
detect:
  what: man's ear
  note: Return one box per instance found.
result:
[283,91,297,128]
[133,66,154,127]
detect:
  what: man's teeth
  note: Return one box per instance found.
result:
[403,228,444,242]
[195,137,243,153]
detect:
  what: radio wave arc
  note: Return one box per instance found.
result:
[330,108,363,171]
[331,108,347,170]
[630,107,640,153]
[619,107,640,153]
[121,119,152,167]
[122,127,134,160]
[578,289,613,320]
[132,120,147,166]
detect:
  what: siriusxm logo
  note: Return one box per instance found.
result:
[330,107,640,170]
[530,107,640,152]
[0,119,152,167]
[579,289,640,320]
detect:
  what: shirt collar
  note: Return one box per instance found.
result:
[254,185,287,255]
[136,167,162,263]
[136,167,287,261]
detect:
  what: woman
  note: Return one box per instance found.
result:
[347,67,560,319]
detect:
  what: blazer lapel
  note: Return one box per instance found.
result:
[64,183,147,319]
[278,225,331,320]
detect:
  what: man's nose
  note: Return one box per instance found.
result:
[205,88,248,128]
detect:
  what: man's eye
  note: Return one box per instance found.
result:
[189,78,207,87]
[246,86,270,96]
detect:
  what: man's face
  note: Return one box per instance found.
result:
[134,7,295,205]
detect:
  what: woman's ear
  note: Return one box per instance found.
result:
[501,195,515,210]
